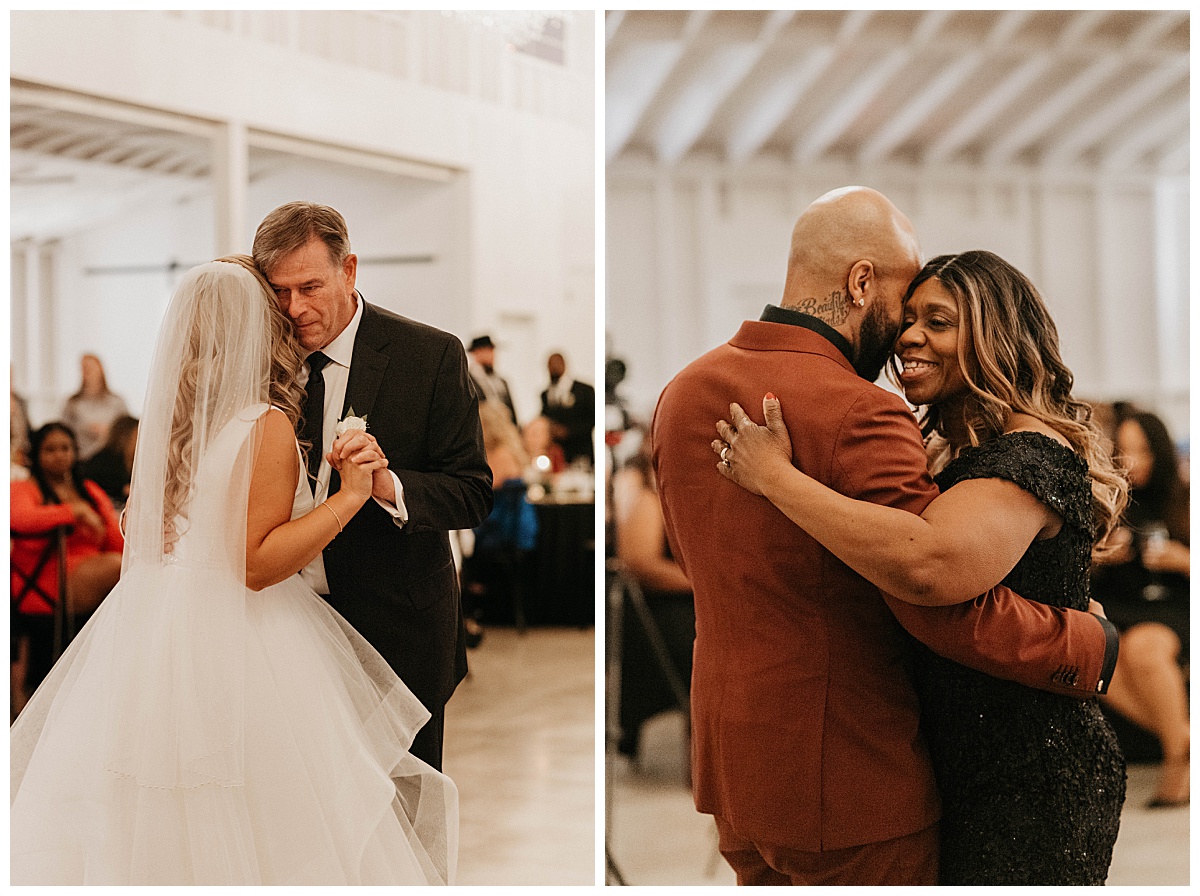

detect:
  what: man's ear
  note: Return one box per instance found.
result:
[342,253,358,295]
[847,260,873,306]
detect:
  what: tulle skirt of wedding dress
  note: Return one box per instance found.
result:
[10,564,457,885]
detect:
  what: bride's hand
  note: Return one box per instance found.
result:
[712,394,793,497]
[329,432,388,502]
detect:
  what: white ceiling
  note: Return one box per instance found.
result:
[606,10,1189,174]
[10,11,1190,242]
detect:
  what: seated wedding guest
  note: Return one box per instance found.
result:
[11,422,124,711]
[1093,410,1190,807]
[614,438,694,759]
[460,401,539,646]
[523,414,566,475]
[62,353,129,460]
[541,352,595,468]
[81,415,139,510]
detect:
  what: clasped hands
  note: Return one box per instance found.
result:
[711,394,794,496]
[326,431,390,501]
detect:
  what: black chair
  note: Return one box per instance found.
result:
[11,526,72,708]
[607,559,691,766]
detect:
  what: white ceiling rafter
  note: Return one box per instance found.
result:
[607,10,1186,177]
[1156,135,1189,174]
[724,10,873,164]
[605,11,711,162]
[791,48,909,165]
[654,11,793,164]
[1043,59,1188,167]
[982,55,1126,165]
[605,10,625,45]
[1101,101,1190,171]
[724,48,834,165]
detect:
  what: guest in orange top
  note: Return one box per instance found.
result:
[11,421,123,709]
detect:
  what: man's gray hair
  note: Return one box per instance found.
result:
[252,201,352,278]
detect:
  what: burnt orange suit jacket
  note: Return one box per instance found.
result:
[652,318,1115,852]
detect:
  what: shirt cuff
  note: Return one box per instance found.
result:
[1093,613,1120,695]
[372,470,408,527]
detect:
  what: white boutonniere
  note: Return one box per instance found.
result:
[335,407,369,437]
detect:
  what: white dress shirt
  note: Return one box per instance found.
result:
[298,295,407,594]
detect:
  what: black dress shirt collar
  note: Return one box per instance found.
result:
[759,304,854,365]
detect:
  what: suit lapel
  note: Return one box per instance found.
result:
[330,299,390,495]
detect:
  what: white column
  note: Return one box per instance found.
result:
[696,173,722,349]
[652,172,679,388]
[11,242,30,388]
[36,242,59,416]
[1153,178,1189,393]
[213,120,249,255]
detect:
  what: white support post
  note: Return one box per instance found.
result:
[213,120,249,256]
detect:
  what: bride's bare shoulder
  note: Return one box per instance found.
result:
[255,408,299,463]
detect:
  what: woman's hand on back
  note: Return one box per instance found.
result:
[713,394,794,496]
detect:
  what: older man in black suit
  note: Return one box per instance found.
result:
[253,202,492,770]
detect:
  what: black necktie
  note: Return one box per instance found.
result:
[302,351,331,484]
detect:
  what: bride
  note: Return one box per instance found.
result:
[11,258,457,884]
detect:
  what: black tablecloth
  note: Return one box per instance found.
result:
[529,500,595,627]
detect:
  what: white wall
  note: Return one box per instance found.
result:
[606,160,1190,442]
[12,10,594,427]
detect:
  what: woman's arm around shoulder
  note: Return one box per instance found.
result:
[717,397,1063,606]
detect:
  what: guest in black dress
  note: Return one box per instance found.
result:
[1092,410,1189,807]
[715,250,1128,884]
[80,414,138,510]
[613,446,694,759]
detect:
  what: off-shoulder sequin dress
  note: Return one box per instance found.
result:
[915,432,1126,885]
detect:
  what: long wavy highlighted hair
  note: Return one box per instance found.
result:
[160,256,306,546]
[895,250,1128,546]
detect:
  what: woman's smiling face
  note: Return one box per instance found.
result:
[895,278,969,408]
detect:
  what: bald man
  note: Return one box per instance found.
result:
[651,186,1118,884]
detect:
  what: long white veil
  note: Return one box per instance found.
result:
[110,261,274,787]
[12,262,271,795]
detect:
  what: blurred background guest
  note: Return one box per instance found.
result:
[612,434,694,761]
[523,414,567,475]
[61,354,128,461]
[11,378,32,479]
[468,334,518,426]
[461,401,539,647]
[1093,409,1190,807]
[80,414,139,511]
[541,352,595,468]
[10,422,124,715]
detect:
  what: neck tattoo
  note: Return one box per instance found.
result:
[794,290,851,326]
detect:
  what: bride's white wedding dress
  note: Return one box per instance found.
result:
[11,406,457,884]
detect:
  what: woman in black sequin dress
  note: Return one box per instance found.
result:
[714,251,1128,885]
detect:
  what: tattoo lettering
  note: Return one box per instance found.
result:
[796,290,852,325]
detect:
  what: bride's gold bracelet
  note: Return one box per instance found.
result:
[319,501,344,533]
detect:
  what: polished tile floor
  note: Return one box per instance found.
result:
[443,625,596,885]
[608,710,1190,886]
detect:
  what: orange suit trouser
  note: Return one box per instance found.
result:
[714,816,939,886]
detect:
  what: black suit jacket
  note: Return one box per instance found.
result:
[540,379,595,465]
[322,300,493,717]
